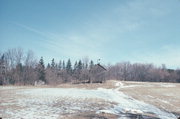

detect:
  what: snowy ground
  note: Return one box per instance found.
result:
[0,81,179,119]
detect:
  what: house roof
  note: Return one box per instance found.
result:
[96,63,107,71]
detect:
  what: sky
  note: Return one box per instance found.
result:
[0,0,180,68]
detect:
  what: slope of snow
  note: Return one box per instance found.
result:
[96,87,176,119]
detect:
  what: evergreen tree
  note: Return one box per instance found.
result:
[62,60,65,70]
[47,63,50,69]
[66,59,72,74]
[0,54,6,85]
[51,58,55,69]
[55,64,58,70]
[58,60,62,70]
[0,54,6,75]
[73,61,78,72]
[89,60,94,69]
[77,60,83,71]
[38,57,46,83]
[15,63,23,84]
[85,62,88,69]
[82,62,85,69]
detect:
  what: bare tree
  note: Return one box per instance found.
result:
[14,48,24,65]
[24,50,38,85]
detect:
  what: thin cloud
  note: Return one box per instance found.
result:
[13,22,105,60]
[13,22,48,38]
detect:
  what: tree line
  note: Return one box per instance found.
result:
[0,48,104,85]
[107,62,180,83]
[0,48,180,85]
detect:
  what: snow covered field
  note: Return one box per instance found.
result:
[0,81,179,119]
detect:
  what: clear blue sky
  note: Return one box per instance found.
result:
[0,0,180,68]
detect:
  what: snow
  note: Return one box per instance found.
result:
[0,86,19,90]
[124,108,143,114]
[96,109,117,114]
[114,81,153,88]
[96,87,176,119]
[115,82,124,87]
[160,84,176,87]
[0,82,177,119]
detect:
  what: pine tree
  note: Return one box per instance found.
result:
[55,64,58,70]
[89,60,94,69]
[77,60,83,71]
[38,57,46,83]
[58,60,62,70]
[62,60,65,70]
[73,61,78,72]
[0,54,6,85]
[66,59,72,74]
[47,63,50,69]
[85,62,88,69]
[82,62,85,69]
[51,58,55,69]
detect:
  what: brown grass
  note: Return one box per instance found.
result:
[119,81,180,114]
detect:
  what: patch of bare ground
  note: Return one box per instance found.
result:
[0,80,116,90]
[118,81,180,115]
[53,80,116,89]
[58,111,160,119]
[59,111,118,119]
